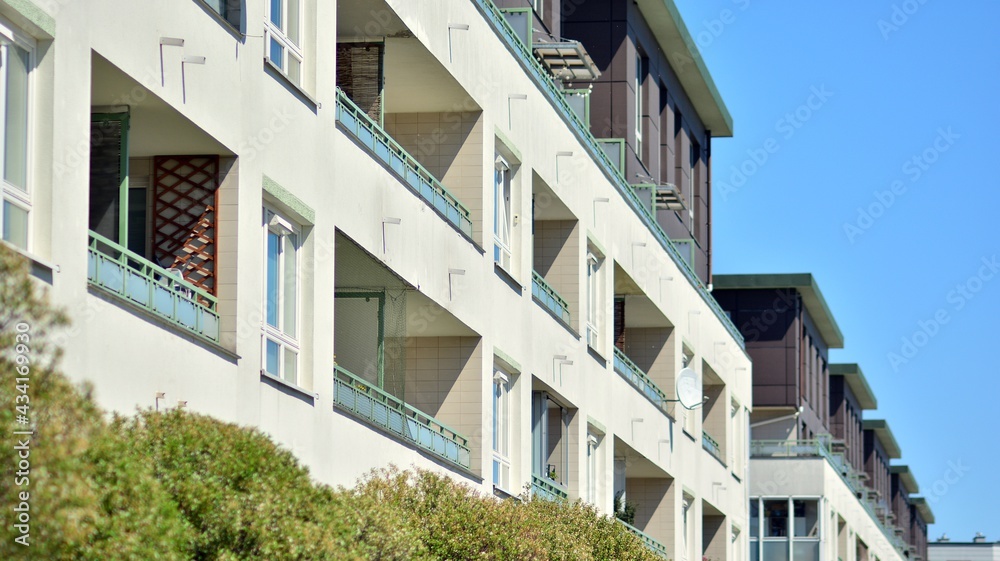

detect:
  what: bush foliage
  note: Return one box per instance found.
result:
[0,245,660,560]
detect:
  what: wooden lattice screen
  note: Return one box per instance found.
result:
[614,298,626,351]
[336,42,384,123]
[152,156,219,295]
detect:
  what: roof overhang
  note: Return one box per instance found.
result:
[532,40,602,81]
[863,419,902,459]
[712,273,845,348]
[634,0,733,137]
[910,497,935,524]
[891,465,920,494]
[830,363,877,409]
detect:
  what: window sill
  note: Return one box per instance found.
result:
[263,57,319,110]
[493,485,520,501]
[586,344,607,366]
[2,241,57,284]
[494,262,524,293]
[260,370,318,403]
[191,0,244,40]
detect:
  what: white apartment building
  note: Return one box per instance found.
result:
[930,534,1000,561]
[2,0,753,557]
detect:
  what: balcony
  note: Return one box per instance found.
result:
[470,0,745,348]
[530,473,568,501]
[334,88,474,238]
[532,270,571,325]
[334,365,471,470]
[617,519,670,559]
[87,231,220,343]
[751,439,909,556]
[613,348,669,413]
[702,431,722,462]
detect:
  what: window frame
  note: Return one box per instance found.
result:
[634,50,645,160]
[262,206,301,384]
[586,433,598,504]
[533,0,543,17]
[0,19,35,252]
[200,0,242,30]
[493,156,512,272]
[264,0,303,83]
[492,368,512,491]
[682,496,693,559]
[586,249,602,349]
[750,497,824,561]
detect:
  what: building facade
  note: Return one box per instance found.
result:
[2,0,754,558]
[929,534,1000,561]
[715,275,933,561]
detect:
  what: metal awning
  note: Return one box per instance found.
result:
[532,40,601,81]
[652,183,685,211]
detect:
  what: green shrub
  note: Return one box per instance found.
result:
[0,245,190,560]
[0,244,663,560]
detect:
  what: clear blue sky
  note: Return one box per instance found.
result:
[675,0,1000,542]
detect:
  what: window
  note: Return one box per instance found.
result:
[265,0,301,84]
[493,156,512,271]
[0,22,32,251]
[793,499,819,537]
[733,526,743,561]
[635,51,646,160]
[586,249,603,349]
[682,496,693,559]
[731,400,741,471]
[492,369,511,491]
[752,498,822,561]
[586,433,598,504]
[658,82,670,184]
[673,106,684,200]
[262,207,300,384]
[764,499,788,537]
[690,138,700,225]
[203,0,241,29]
[681,350,695,434]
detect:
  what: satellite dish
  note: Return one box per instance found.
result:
[675,367,704,410]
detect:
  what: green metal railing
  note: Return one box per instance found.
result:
[470,0,745,348]
[702,431,722,461]
[612,348,669,413]
[531,473,568,501]
[750,439,909,555]
[616,519,670,559]
[333,365,471,469]
[531,271,571,324]
[334,88,474,238]
[87,230,220,343]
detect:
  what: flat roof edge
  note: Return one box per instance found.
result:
[713,273,845,348]
[830,363,878,410]
[636,0,734,137]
